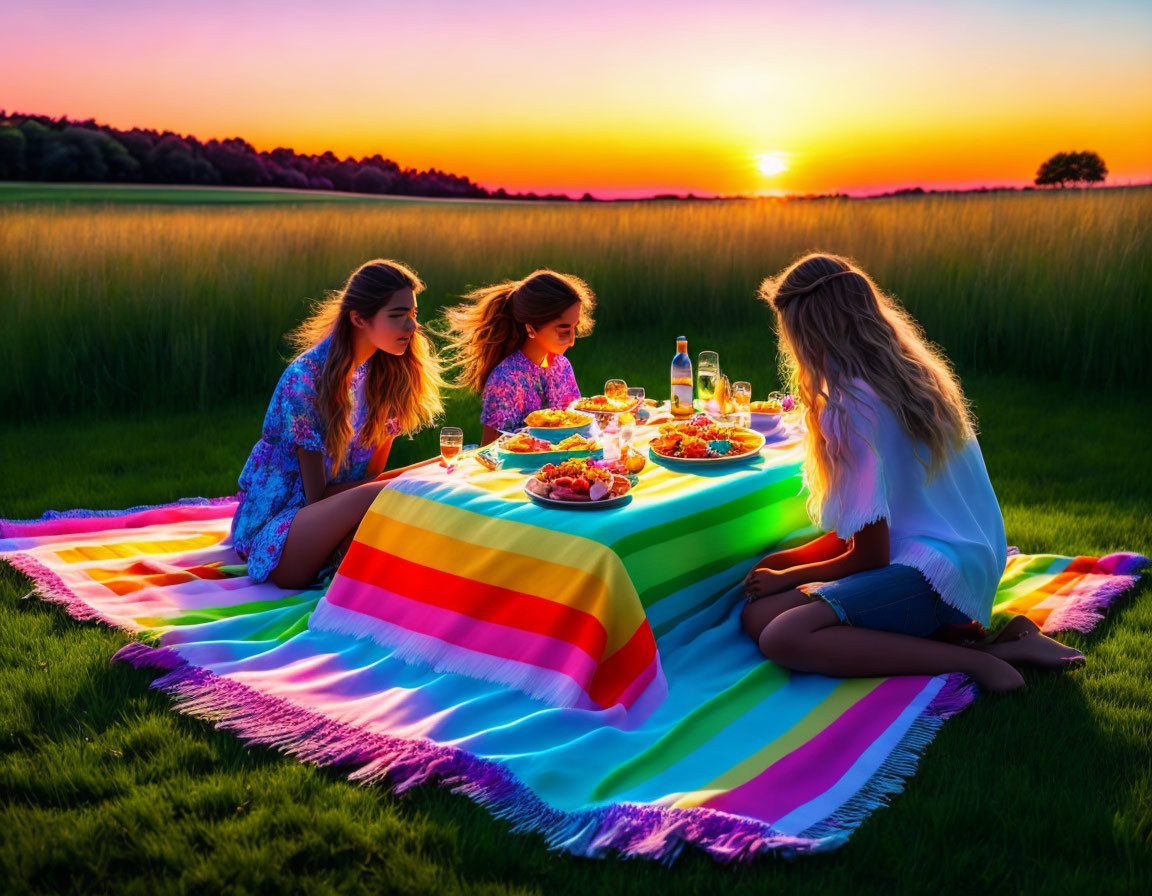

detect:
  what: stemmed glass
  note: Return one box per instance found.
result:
[604,378,628,403]
[439,426,463,472]
[697,351,720,404]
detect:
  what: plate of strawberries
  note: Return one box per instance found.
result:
[648,415,765,468]
[524,458,633,509]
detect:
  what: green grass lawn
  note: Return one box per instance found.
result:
[2,374,1150,895]
[0,181,490,205]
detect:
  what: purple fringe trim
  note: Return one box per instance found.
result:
[111,641,838,863]
[1042,573,1145,634]
[5,535,1145,862]
[800,672,976,842]
[0,495,238,537]
[2,552,139,631]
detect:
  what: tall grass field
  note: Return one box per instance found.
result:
[2,188,1149,430]
[1,185,1150,894]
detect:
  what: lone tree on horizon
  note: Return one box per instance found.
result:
[1035,150,1108,188]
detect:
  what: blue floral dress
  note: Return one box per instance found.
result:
[231,337,383,583]
[480,350,582,432]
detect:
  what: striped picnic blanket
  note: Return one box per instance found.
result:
[1,462,1145,861]
[309,435,815,716]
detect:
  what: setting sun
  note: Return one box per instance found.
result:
[755,152,789,178]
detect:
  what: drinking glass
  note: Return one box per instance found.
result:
[733,381,751,424]
[697,351,720,403]
[604,378,628,402]
[626,386,646,422]
[439,426,463,471]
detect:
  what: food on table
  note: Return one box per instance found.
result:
[502,433,556,453]
[572,394,636,413]
[502,432,599,454]
[649,415,763,459]
[617,412,636,426]
[524,408,593,429]
[555,433,598,451]
[750,399,783,414]
[596,449,647,476]
[526,458,631,503]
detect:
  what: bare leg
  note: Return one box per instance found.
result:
[270,480,390,590]
[758,601,1026,692]
[739,589,812,641]
[756,531,848,571]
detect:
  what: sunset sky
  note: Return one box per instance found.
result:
[3,0,1150,197]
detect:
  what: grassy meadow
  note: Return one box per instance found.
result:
[1,185,1150,894]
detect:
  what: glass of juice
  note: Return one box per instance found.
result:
[697,351,719,404]
[733,381,751,424]
[439,426,463,472]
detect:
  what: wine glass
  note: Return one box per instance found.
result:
[604,378,628,403]
[439,426,463,472]
[697,351,720,404]
[626,386,647,422]
[733,381,751,425]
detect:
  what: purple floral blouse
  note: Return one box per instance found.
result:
[480,350,582,432]
[231,337,384,583]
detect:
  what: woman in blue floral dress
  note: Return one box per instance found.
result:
[441,270,596,445]
[232,259,444,588]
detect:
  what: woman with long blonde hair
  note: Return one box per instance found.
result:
[740,253,1083,691]
[440,270,596,445]
[231,259,444,589]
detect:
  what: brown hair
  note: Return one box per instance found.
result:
[759,253,974,521]
[289,259,445,474]
[439,269,596,392]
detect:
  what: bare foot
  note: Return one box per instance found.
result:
[993,615,1040,643]
[968,653,1026,693]
[984,624,1085,669]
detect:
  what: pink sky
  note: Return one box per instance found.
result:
[3,0,1150,197]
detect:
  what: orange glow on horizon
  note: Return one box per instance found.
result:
[3,1,1151,198]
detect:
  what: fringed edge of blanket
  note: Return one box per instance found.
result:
[798,672,976,843]
[111,639,841,863]
[2,551,141,631]
[0,495,238,537]
[1042,554,1150,634]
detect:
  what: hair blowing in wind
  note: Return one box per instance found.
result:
[759,253,974,521]
[289,259,444,473]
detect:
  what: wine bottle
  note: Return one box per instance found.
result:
[671,336,693,417]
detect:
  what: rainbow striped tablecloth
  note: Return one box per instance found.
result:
[3,427,1145,861]
[310,431,816,717]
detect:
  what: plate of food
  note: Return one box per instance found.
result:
[524,458,633,509]
[495,432,602,470]
[648,415,766,467]
[523,408,595,441]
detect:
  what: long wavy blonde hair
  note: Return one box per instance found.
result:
[438,269,596,391]
[289,259,445,474]
[759,253,974,522]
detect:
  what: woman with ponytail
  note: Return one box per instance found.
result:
[231,259,444,589]
[441,270,596,445]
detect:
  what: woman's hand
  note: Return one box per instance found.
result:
[743,567,795,601]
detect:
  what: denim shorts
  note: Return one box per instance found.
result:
[806,564,974,638]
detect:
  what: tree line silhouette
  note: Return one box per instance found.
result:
[0,111,580,201]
